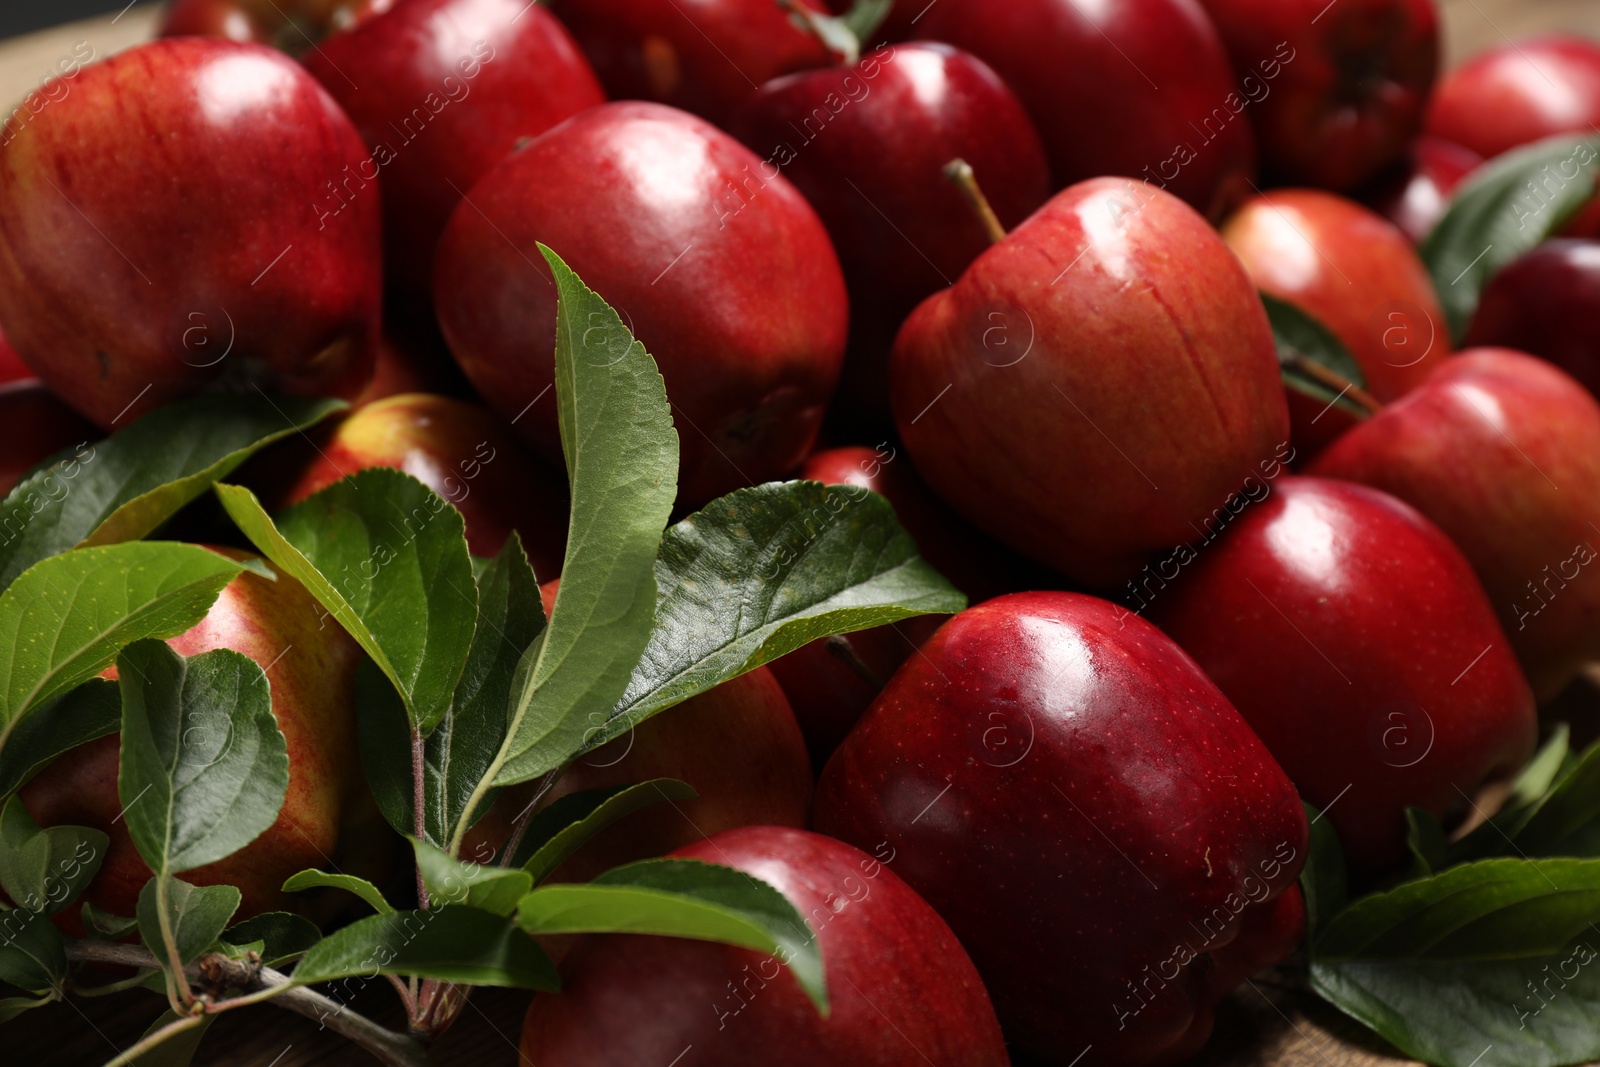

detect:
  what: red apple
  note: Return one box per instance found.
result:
[1149,477,1537,872]
[1465,238,1600,398]
[915,0,1256,221]
[433,101,848,506]
[1197,0,1439,191]
[0,323,34,385]
[729,43,1050,424]
[158,0,390,48]
[300,0,606,296]
[814,591,1309,1066]
[0,39,381,430]
[351,318,472,409]
[891,177,1289,588]
[260,393,570,576]
[544,0,834,127]
[0,383,100,499]
[1220,188,1450,454]
[21,548,374,922]
[1360,135,1482,244]
[520,826,1009,1067]
[1313,350,1600,702]
[1426,35,1600,161]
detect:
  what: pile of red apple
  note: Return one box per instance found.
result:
[4,0,1600,1065]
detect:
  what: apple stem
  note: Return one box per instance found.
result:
[823,634,887,689]
[944,159,1008,245]
[1280,353,1384,416]
[498,768,567,870]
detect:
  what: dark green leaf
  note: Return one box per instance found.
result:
[0,797,107,914]
[1452,730,1600,862]
[290,906,558,990]
[117,642,288,875]
[1402,807,1447,880]
[215,471,476,734]
[0,994,53,1023]
[82,902,137,940]
[0,679,120,797]
[137,876,240,969]
[0,395,343,591]
[488,246,677,788]
[1301,803,1347,946]
[594,481,966,750]
[0,908,64,993]
[411,839,530,916]
[517,857,827,1014]
[1312,934,1600,1067]
[221,912,322,967]
[1315,858,1600,962]
[839,0,893,43]
[124,1010,214,1067]
[0,543,247,755]
[1422,134,1600,340]
[516,779,698,882]
[280,870,393,916]
[1261,292,1372,419]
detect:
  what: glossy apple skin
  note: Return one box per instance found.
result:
[1149,478,1537,873]
[1360,135,1482,244]
[520,826,1009,1067]
[1221,188,1449,455]
[434,101,848,506]
[1313,351,1600,702]
[915,0,1255,222]
[1197,0,1438,191]
[301,0,605,296]
[21,549,371,922]
[545,0,832,127]
[814,591,1309,1066]
[891,177,1289,588]
[264,393,570,577]
[1465,239,1600,398]
[0,39,380,430]
[1426,35,1600,160]
[0,383,100,498]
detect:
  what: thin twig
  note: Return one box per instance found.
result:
[498,767,567,869]
[412,728,431,911]
[1281,352,1384,416]
[101,1011,205,1067]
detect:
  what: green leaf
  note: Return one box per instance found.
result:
[0,908,65,993]
[0,543,247,755]
[839,0,893,43]
[516,857,828,1015]
[593,481,966,751]
[215,471,476,734]
[0,797,107,914]
[1452,731,1600,862]
[122,1010,214,1067]
[280,869,393,916]
[220,912,322,967]
[0,395,342,592]
[516,779,699,882]
[411,839,531,916]
[0,994,54,1023]
[486,246,676,787]
[82,902,137,940]
[0,679,120,797]
[290,906,558,990]
[1261,292,1371,419]
[1312,936,1600,1067]
[1314,858,1600,962]
[137,876,240,969]
[1402,807,1447,881]
[1422,134,1600,340]
[1300,803,1347,946]
[117,642,288,875]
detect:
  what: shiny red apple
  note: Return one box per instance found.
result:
[1465,238,1600,398]
[434,101,848,506]
[0,39,381,429]
[1150,477,1537,873]
[301,0,606,296]
[1360,135,1482,244]
[520,826,1010,1066]
[891,177,1289,587]
[814,591,1309,1066]
[1426,35,1600,160]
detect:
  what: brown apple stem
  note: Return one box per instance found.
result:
[823,634,886,689]
[65,940,435,1067]
[1281,352,1384,416]
[943,158,1008,245]
[412,727,431,911]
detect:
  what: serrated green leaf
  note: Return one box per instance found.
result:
[220,912,322,967]
[0,543,247,757]
[117,642,288,875]
[215,471,476,734]
[0,679,120,797]
[290,906,557,990]
[485,246,677,789]
[280,869,393,916]
[516,779,698,883]
[0,907,65,993]
[517,857,827,1014]
[0,796,107,915]
[137,876,240,970]
[411,838,531,916]
[0,395,343,592]
[590,481,966,751]
[1423,134,1600,340]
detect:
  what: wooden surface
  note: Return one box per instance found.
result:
[4,2,1600,1065]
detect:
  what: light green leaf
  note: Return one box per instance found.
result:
[290,906,558,990]
[411,838,531,916]
[516,779,698,883]
[136,876,240,970]
[0,679,121,797]
[280,869,393,916]
[0,796,107,914]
